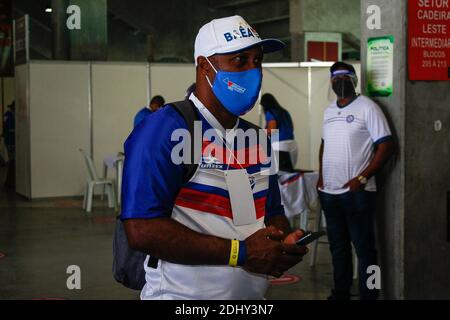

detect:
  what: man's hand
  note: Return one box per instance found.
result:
[283,229,306,245]
[317,175,324,190]
[317,140,324,190]
[243,226,308,278]
[343,177,364,192]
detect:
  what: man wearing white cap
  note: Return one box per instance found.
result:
[121,15,308,300]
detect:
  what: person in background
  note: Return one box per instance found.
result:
[3,101,15,188]
[133,95,165,128]
[318,61,394,300]
[261,93,297,172]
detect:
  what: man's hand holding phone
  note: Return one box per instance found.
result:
[295,231,326,246]
[243,227,308,278]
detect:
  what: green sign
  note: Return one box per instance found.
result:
[367,35,394,97]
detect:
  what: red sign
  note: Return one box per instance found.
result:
[408,0,450,80]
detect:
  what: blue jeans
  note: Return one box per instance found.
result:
[319,190,379,300]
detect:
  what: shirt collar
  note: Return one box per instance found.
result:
[336,94,360,109]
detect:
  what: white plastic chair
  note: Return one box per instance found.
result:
[79,149,116,213]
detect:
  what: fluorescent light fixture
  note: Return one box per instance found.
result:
[262,62,335,68]
[262,62,301,68]
[45,7,52,13]
[300,62,334,67]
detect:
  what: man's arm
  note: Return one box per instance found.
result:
[360,139,394,179]
[317,139,324,189]
[123,169,307,277]
[344,139,394,191]
[344,101,395,192]
[124,218,229,265]
[266,120,277,137]
[124,218,306,278]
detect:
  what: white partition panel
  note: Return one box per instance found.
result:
[309,67,333,170]
[240,101,261,127]
[91,62,149,173]
[3,77,15,107]
[150,64,196,103]
[29,62,90,198]
[15,65,31,198]
[1,77,16,138]
[309,63,361,170]
[0,78,15,136]
[262,67,309,169]
[0,77,15,134]
[16,61,360,198]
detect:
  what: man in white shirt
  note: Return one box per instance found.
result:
[317,62,394,300]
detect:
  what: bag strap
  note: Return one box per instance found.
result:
[145,100,200,270]
[170,99,200,183]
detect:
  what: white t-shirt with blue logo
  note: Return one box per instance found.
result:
[321,95,392,195]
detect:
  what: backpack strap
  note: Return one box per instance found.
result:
[170,99,200,183]
[145,99,200,270]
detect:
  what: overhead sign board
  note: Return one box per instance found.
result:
[408,0,450,81]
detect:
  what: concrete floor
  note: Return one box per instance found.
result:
[0,166,345,300]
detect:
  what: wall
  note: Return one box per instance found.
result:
[107,20,148,62]
[15,61,196,198]
[213,0,291,62]
[360,0,406,300]
[68,0,108,60]
[29,62,90,198]
[302,0,361,39]
[262,67,309,168]
[403,73,450,297]
[149,64,196,102]
[108,0,213,63]
[290,0,361,60]
[0,78,15,135]
[18,0,361,63]
[2,78,15,107]
[361,0,450,299]
[15,64,31,198]
[91,62,148,173]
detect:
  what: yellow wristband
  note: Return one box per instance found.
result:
[228,239,239,267]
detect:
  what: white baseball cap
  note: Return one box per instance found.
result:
[194,15,285,65]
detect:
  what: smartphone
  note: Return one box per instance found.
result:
[296,231,326,246]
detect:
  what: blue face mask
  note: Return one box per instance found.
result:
[206,57,262,116]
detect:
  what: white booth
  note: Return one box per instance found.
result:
[14,61,360,199]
